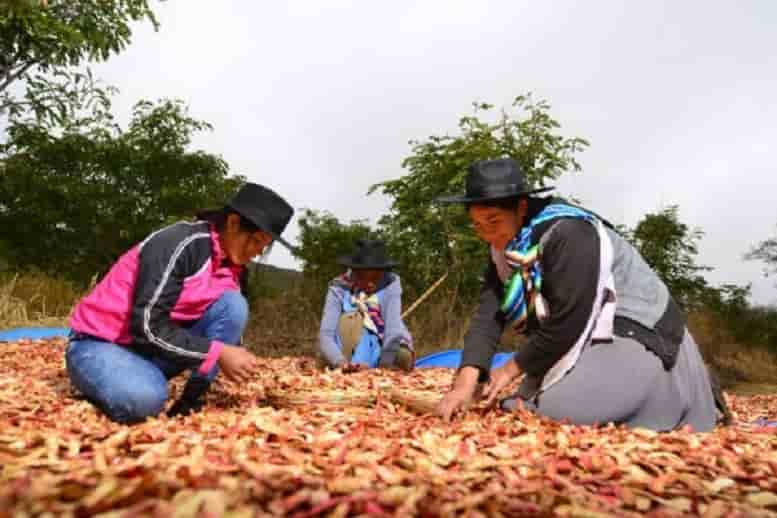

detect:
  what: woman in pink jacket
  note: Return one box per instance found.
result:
[67,183,294,423]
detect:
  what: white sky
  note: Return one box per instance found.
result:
[88,0,776,304]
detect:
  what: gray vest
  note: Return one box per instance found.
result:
[605,226,685,370]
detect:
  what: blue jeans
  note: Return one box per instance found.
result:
[66,291,248,423]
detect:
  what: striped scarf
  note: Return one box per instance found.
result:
[501,204,597,331]
[351,291,385,341]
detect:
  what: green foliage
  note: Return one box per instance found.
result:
[296,209,383,308]
[627,205,712,309]
[1,67,118,126]
[735,305,777,353]
[1,0,157,122]
[0,78,245,284]
[0,2,240,285]
[745,226,777,282]
[701,283,777,354]
[627,209,776,353]
[701,283,752,321]
[370,94,589,299]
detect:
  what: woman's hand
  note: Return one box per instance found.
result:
[218,345,259,383]
[436,366,481,422]
[341,362,368,373]
[483,358,521,407]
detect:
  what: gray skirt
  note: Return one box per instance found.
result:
[502,330,717,432]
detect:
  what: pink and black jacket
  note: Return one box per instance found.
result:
[69,221,243,374]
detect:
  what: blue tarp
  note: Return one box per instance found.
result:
[415,349,515,370]
[0,327,70,341]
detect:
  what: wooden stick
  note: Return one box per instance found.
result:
[401,271,449,319]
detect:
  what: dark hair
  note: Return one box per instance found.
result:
[466,196,521,211]
[466,195,554,219]
[195,207,260,234]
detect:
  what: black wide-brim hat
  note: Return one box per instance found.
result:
[227,183,296,252]
[436,158,554,204]
[337,239,399,269]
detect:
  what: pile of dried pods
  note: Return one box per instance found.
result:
[1,338,775,517]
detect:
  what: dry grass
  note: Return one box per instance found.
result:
[244,282,321,357]
[689,311,777,389]
[0,272,80,329]
[403,288,476,357]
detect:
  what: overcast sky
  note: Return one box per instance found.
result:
[90,0,776,305]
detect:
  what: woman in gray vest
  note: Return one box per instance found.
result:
[435,158,725,432]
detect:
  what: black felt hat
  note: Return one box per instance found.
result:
[337,239,399,269]
[227,183,295,251]
[436,158,554,204]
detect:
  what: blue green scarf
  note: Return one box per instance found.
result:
[501,204,597,331]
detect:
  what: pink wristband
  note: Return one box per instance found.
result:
[198,340,225,375]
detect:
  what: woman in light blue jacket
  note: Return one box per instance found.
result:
[319,239,414,371]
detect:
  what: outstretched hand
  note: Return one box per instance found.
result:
[483,358,521,407]
[218,345,259,384]
[436,366,481,422]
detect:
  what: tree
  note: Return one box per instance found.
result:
[700,283,751,321]
[745,227,777,282]
[0,81,244,284]
[296,210,383,308]
[1,0,157,122]
[370,94,589,300]
[628,205,711,308]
